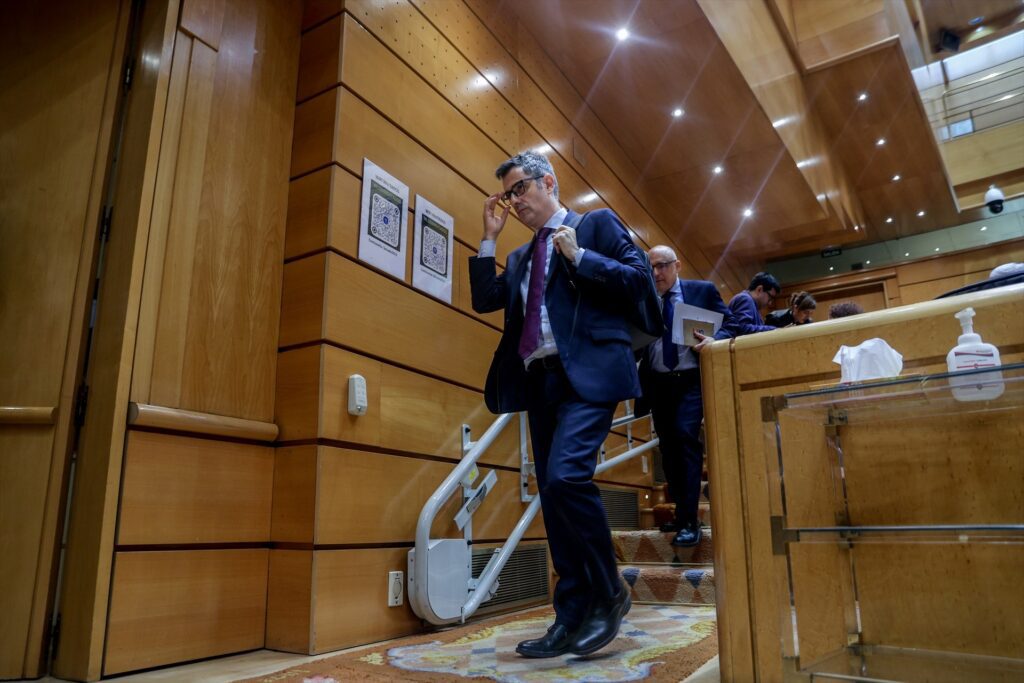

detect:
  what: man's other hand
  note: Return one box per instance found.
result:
[553,225,579,261]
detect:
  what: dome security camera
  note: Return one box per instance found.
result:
[985,185,1005,214]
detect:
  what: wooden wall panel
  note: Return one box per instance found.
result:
[940,120,1024,189]
[265,550,313,653]
[272,445,544,544]
[118,431,273,544]
[311,548,424,654]
[131,0,302,422]
[280,253,498,390]
[103,549,269,675]
[180,0,225,49]
[0,2,128,674]
[290,83,533,260]
[276,345,518,466]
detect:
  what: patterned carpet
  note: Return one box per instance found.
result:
[237,604,718,683]
[613,528,714,565]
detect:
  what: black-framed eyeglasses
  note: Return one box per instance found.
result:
[499,175,544,205]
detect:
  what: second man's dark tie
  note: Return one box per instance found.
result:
[518,227,554,359]
[662,292,678,370]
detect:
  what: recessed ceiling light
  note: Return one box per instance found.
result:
[580,193,598,203]
[892,174,901,182]
[886,217,894,223]
[935,247,941,252]
[904,252,910,256]
[975,26,985,33]
[616,27,630,41]
[866,260,872,264]
[713,165,723,174]
[876,138,886,146]
[858,92,868,101]
[672,108,684,118]
[854,225,860,231]
[829,266,834,271]
[743,208,753,217]
[981,225,988,231]
[917,210,926,217]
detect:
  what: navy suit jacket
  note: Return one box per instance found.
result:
[469,208,652,414]
[635,279,736,415]
[727,290,775,336]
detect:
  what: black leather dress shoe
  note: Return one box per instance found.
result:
[659,521,680,532]
[516,623,575,658]
[570,583,632,656]
[671,522,702,547]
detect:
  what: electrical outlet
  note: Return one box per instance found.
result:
[388,570,404,607]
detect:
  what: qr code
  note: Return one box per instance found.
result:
[420,216,449,277]
[369,180,402,249]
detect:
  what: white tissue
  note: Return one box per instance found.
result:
[832,338,903,383]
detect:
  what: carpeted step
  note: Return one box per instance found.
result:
[612,527,714,565]
[622,564,716,605]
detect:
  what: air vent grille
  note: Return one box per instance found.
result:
[471,543,549,614]
[598,486,639,529]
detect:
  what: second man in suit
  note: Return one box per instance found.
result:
[638,245,736,547]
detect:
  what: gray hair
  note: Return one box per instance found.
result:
[495,151,559,199]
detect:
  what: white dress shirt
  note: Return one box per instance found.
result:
[649,278,698,372]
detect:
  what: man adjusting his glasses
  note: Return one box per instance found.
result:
[469,151,658,658]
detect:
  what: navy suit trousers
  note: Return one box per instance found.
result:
[649,371,705,526]
[525,363,620,630]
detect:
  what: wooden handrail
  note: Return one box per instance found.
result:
[127,403,278,441]
[0,406,57,425]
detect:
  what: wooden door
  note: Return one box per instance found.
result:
[0,0,129,677]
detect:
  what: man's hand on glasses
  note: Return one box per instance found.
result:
[483,193,511,241]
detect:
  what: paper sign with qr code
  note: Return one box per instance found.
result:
[359,159,409,279]
[412,195,454,303]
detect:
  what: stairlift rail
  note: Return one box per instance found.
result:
[411,409,657,625]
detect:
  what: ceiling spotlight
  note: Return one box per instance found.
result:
[866,260,872,264]
[829,266,834,271]
[857,92,868,102]
[981,225,988,231]
[743,208,753,217]
[672,108,684,118]
[917,210,926,217]
[935,247,941,252]
[892,174,901,182]
[854,225,860,231]
[713,165,723,174]
[616,27,630,41]
[904,252,910,256]
[876,138,886,146]
[886,217,894,223]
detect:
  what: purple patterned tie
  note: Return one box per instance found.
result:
[518,227,554,359]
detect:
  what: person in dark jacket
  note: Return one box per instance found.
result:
[766,291,816,327]
[727,272,781,336]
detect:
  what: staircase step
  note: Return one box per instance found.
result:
[612,528,713,565]
[621,564,716,605]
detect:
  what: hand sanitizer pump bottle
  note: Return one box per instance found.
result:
[946,307,1004,401]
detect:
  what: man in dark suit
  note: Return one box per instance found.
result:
[469,152,655,658]
[727,271,781,336]
[637,246,736,547]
